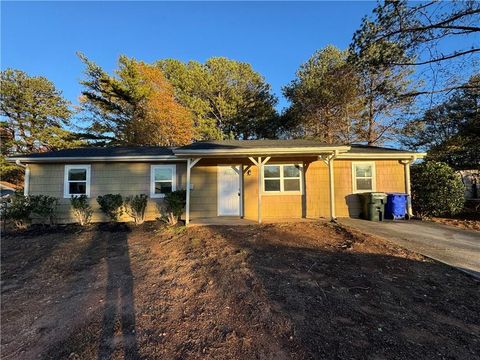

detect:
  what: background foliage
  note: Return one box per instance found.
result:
[157,57,279,140]
[1,69,81,184]
[79,54,194,146]
[411,162,465,218]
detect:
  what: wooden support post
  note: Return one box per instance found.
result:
[185,158,201,226]
[328,154,336,221]
[186,159,191,225]
[257,157,262,224]
[248,156,270,224]
[320,152,337,221]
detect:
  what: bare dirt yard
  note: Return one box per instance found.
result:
[1,221,479,360]
[431,217,480,232]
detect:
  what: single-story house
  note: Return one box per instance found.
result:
[8,140,426,224]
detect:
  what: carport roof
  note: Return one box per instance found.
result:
[176,139,343,150]
[174,140,350,156]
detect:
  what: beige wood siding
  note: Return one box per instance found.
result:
[243,157,316,220]
[305,160,330,218]
[334,160,357,217]
[189,159,249,219]
[243,163,258,220]
[28,162,186,223]
[241,158,405,220]
[190,163,217,218]
[27,157,406,223]
[334,160,406,217]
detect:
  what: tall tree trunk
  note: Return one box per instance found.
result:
[367,97,375,145]
[367,76,376,145]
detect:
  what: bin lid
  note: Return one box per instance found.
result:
[386,192,408,197]
[358,192,387,199]
[369,192,387,197]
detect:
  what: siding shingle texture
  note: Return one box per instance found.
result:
[28,158,405,223]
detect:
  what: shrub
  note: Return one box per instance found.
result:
[70,195,93,226]
[0,197,9,221]
[161,190,186,226]
[97,194,123,221]
[3,194,34,229]
[411,161,465,218]
[30,195,58,225]
[124,194,148,225]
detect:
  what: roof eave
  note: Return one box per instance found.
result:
[337,152,427,160]
[7,155,183,163]
[174,146,351,157]
[7,149,427,162]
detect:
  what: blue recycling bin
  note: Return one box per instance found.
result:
[385,193,408,220]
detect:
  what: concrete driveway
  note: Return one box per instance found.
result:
[339,218,480,279]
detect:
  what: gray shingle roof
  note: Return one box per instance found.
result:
[176,139,343,150]
[9,141,418,160]
[177,140,416,154]
[12,146,174,159]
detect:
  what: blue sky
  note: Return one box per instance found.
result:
[1,1,377,111]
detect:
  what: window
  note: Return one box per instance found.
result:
[150,165,176,198]
[352,162,376,193]
[263,164,302,194]
[64,165,91,198]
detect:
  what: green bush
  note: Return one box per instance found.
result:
[30,195,58,225]
[97,194,123,221]
[3,194,34,229]
[411,161,465,218]
[70,195,93,226]
[124,194,148,225]
[161,190,186,225]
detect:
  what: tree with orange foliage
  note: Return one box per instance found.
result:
[79,54,193,146]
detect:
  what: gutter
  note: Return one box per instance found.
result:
[174,146,351,157]
[400,155,419,217]
[15,160,30,196]
[336,152,427,160]
[7,150,428,163]
[7,155,183,163]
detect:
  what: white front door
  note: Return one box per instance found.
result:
[218,165,241,216]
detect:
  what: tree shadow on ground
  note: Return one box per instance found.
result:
[33,223,141,360]
[210,224,480,360]
[97,226,140,360]
[0,225,86,290]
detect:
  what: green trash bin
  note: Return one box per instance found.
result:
[358,192,387,221]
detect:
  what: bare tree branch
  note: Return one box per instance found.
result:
[435,25,480,32]
[374,7,480,41]
[391,48,480,66]
[400,84,480,98]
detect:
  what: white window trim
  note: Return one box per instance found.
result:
[262,163,303,195]
[64,164,91,198]
[352,161,376,193]
[150,164,176,198]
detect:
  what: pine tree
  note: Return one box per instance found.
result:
[282,45,364,143]
[79,54,194,146]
